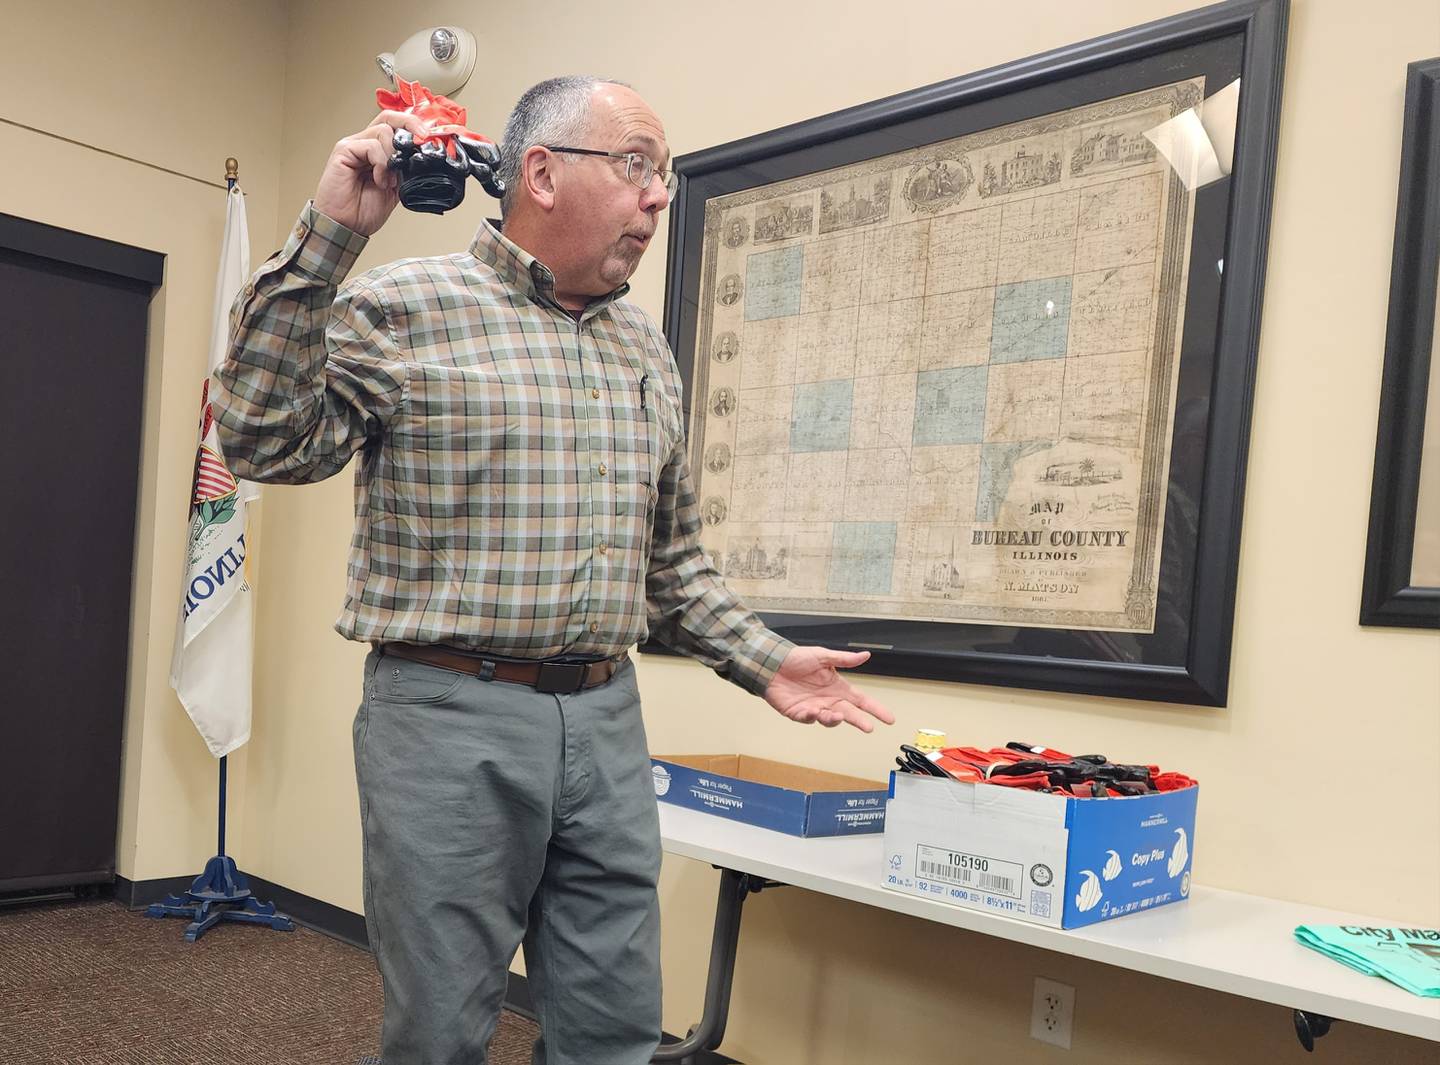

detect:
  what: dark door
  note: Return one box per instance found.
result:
[0,214,162,891]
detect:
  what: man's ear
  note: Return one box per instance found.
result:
[523,146,556,211]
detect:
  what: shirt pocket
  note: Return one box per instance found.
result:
[617,477,659,546]
[611,397,662,568]
[388,364,523,531]
[609,372,671,498]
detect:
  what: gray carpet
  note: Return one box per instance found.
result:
[0,897,539,1064]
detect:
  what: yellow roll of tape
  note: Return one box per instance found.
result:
[913,729,947,753]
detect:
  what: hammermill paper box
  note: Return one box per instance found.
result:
[651,755,888,837]
[882,772,1199,929]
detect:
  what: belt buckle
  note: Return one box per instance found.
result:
[535,661,587,694]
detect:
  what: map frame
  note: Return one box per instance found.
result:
[643,0,1289,706]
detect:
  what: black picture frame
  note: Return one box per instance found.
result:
[1360,58,1440,630]
[643,0,1289,705]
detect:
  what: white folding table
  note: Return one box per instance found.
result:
[650,804,1440,1062]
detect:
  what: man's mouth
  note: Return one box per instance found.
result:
[625,232,651,247]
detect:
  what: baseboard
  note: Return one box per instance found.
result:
[245,874,371,950]
[114,871,369,950]
[114,871,738,1062]
[114,874,196,909]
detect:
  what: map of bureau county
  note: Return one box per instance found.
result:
[690,78,1203,632]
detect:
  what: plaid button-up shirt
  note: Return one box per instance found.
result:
[215,203,791,694]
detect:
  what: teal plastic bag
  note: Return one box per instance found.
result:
[1294,925,1440,998]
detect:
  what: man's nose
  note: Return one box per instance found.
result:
[640,175,671,212]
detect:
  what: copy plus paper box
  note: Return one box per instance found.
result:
[882,771,1198,928]
[651,754,887,837]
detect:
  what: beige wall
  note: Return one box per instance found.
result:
[0,0,290,880]
[7,0,1438,1062]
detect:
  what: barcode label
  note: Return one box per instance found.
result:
[915,845,1023,899]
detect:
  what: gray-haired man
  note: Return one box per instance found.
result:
[216,76,893,1064]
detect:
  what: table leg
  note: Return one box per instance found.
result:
[652,867,784,1063]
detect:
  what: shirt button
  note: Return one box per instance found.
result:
[598,542,609,555]
[592,387,601,399]
[589,622,599,633]
[293,223,306,240]
[598,462,608,477]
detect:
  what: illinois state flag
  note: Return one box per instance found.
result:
[169,183,259,756]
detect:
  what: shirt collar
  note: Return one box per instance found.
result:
[470,220,629,318]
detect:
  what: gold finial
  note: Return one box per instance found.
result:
[225,157,239,181]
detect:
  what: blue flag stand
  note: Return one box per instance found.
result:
[145,754,295,941]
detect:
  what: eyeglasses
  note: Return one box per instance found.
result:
[543,146,679,199]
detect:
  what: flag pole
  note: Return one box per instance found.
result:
[219,156,233,868]
[146,157,292,942]
[218,746,227,857]
[217,156,235,868]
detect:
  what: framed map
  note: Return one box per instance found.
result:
[646,0,1289,705]
[1361,57,1440,629]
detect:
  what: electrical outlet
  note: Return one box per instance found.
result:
[1030,976,1076,1049]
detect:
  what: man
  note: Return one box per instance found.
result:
[215,76,893,1065]
[712,330,737,362]
[717,273,742,305]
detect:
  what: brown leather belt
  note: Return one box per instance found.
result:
[380,642,624,694]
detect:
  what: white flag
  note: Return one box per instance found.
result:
[169,184,258,757]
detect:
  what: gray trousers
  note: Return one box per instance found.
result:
[354,647,663,1065]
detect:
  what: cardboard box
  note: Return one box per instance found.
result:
[882,771,1198,928]
[650,754,888,837]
